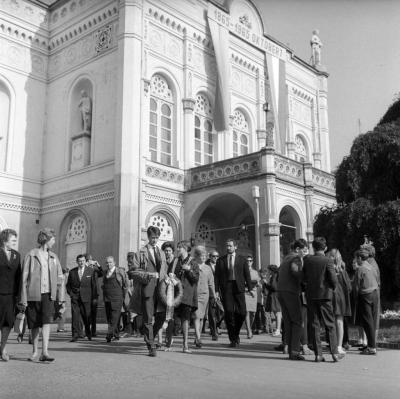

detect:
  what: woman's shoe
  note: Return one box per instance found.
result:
[39,354,55,363]
[195,339,202,348]
[247,332,253,339]
[182,347,192,354]
[338,346,346,355]
[272,330,281,337]
[106,335,112,343]
[0,350,9,361]
[17,334,23,343]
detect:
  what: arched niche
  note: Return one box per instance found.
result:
[279,205,302,259]
[69,77,93,171]
[0,80,11,171]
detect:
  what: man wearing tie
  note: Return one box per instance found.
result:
[130,226,167,357]
[66,254,97,342]
[215,239,253,347]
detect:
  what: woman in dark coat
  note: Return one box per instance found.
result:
[174,241,199,353]
[265,264,282,337]
[327,248,352,354]
[0,229,21,361]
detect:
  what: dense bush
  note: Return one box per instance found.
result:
[314,117,400,303]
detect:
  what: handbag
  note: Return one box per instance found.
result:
[14,312,25,334]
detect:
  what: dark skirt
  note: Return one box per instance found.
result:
[0,294,16,328]
[265,292,281,313]
[26,293,53,329]
[333,274,352,317]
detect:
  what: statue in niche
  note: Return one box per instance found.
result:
[310,29,322,67]
[78,90,92,133]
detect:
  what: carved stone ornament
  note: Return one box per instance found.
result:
[265,122,275,148]
[239,14,252,29]
[95,25,112,54]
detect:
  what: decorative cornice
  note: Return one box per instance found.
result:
[0,201,40,214]
[147,6,187,37]
[40,190,114,214]
[49,3,118,51]
[145,164,185,185]
[290,86,314,103]
[231,51,259,74]
[145,193,183,207]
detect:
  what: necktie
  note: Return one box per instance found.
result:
[229,255,233,279]
[78,268,83,280]
[154,247,161,272]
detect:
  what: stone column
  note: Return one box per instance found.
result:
[114,0,143,263]
[260,147,280,266]
[182,98,196,168]
[303,162,315,245]
[317,76,330,171]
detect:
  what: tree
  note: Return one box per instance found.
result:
[314,119,400,303]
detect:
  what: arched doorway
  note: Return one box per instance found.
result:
[279,205,302,260]
[192,193,255,258]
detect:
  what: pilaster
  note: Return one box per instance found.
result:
[182,98,196,169]
[114,0,144,263]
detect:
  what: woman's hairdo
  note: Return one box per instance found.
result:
[193,245,207,258]
[161,241,175,252]
[292,238,307,250]
[37,228,55,245]
[355,248,369,261]
[177,240,191,252]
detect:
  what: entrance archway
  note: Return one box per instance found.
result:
[191,193,255,257]
[279,205,302,260]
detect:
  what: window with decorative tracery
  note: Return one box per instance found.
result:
[194,94,214,166]
[195,222,215,245]
[149,75,174,166]
[65,216,87,244]
[294,135,308,163]
[148,213,174,242]
[233,109,249,157]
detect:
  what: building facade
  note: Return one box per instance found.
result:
[0,0,336,272]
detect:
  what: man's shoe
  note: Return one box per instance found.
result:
[87,335,92,341]
[57,329,65,333]
[148,348,157,357]
[70,337,78,342]
[106,335,112,343]
[315,355,326,362]
[229,341,237,348]
[289,353,305,361]
[360,347,377,355]
[212,335,218,341]
[332,353,345,362]
[274,344,284,351]
[39,354,55,363]
[236,336,240,345]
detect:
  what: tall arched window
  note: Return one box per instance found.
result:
[149,74,175,166]
[233,109,249,157]
[194,94,214,166]
[294,135,308,163]
[0,81,11,171]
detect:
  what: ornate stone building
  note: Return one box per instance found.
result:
[0,0,335,272]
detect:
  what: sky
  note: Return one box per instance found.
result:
[253,0,400,170]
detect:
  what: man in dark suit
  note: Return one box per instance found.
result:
[215,239,253,347]
[129,226,167,357]
[303,237,343,362]
[66,254,97,342]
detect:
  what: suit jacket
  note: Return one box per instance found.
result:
[277,252,303,295]
[20,248,65,304]
[129,244,167,299]
[0,249,21,296]
[66,266,97,302]
[303,254,337,300]
[215,253,252,296]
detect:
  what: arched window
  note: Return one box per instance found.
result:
[233,109,249,157]
[148,213,174,244]
[65,215,88,270]
[0,81,11,171]
[294,135,308,163]
[149,75,175,166]
[194,94,214,166]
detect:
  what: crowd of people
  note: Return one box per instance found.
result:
[0,226,380,363]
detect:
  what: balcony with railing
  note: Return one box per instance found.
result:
[185,149,336,196]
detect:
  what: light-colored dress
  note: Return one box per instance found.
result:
[195,263,215,319]
[245,268,260,313]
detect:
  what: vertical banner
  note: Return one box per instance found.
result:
[207,11,231,131]
[265,54,286,151]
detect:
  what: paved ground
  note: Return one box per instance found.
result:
[1,325,399,399]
